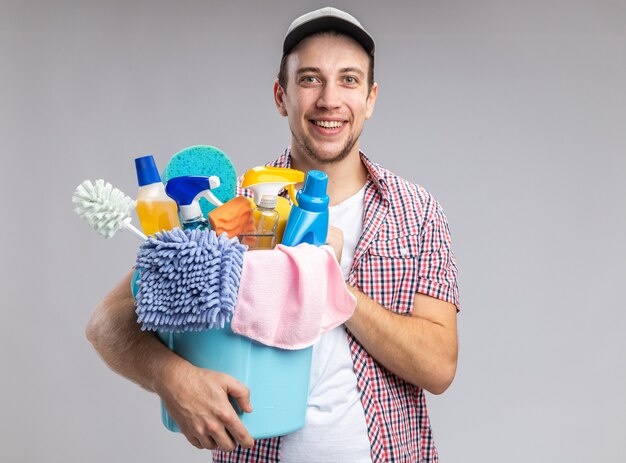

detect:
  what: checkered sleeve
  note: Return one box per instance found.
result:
[416,192,460,309]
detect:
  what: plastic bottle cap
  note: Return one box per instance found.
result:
[296,170,329,212]
[302,170,327,196]
[135,155,161,186]
[259,195,277,209]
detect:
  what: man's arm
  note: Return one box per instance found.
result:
[326,224,458,394]
[85,271,255,451]
[344,288,458,394]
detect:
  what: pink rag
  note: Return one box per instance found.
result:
[231,243,357,350]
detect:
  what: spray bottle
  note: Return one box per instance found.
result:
[134,155,181,236]
[281,170,329,247]
[240,166,304,249]
[164,175,223,231]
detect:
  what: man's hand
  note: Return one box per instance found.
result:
[326,225,344,263]
[156,363,255,451]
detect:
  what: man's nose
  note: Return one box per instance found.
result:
[317,82,341,110]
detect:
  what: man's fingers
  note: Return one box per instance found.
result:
[197,435,218,450]
[214,396,254,449]
[209,427,236,452]
[225,377,253,413]
[219,376,254,448]
[226,420,255,449]
[218,407,254,449]
[186,435,203,449]
[162,370,254,452]
[326,225,343,262]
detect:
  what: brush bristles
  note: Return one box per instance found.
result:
[73,179,136,238]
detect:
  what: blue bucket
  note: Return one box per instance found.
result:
[131,270,312,439]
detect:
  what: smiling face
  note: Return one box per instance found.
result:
[274,32,378,166]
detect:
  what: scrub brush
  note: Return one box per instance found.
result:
[73,179,147,241]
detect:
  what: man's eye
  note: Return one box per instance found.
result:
[301,76,318,84]
[344,76,358,85]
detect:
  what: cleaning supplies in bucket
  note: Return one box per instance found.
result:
[74,146,340,441]
[133,169,336,439]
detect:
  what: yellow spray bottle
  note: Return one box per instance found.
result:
[240,166,304,249]
[134,155,181,236]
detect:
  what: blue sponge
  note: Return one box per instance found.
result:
[134,228,246,332]
[164,145,237,216]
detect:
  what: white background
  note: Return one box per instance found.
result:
[1,1,625,461]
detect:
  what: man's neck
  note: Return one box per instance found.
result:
[289,148,368,206]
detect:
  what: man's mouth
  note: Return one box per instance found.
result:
[314,120,344,128]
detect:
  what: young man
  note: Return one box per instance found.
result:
[87,7,459,463]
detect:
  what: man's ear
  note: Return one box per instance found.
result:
[274,79,288,117]
[365,82,378,120]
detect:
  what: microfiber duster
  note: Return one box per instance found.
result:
[73,179,147,241]
[164,145,237,216]
[134,228,246,332]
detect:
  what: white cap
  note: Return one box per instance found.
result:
[283,7,375,56]
[258,195,277,209]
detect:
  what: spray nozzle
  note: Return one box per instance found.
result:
[241,166,304,207]
[165,175,223,222]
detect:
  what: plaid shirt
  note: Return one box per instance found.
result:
[214,149,459,463]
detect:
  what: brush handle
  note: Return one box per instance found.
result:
[124,222,148,241]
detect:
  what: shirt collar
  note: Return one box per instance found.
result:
[272,147,390,201]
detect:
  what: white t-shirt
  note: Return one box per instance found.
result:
[280,185,372,463]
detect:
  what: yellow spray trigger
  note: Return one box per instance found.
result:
[241,166,304,207]
[285,184,298,207]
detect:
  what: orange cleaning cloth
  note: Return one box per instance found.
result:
[208,196,255,239]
